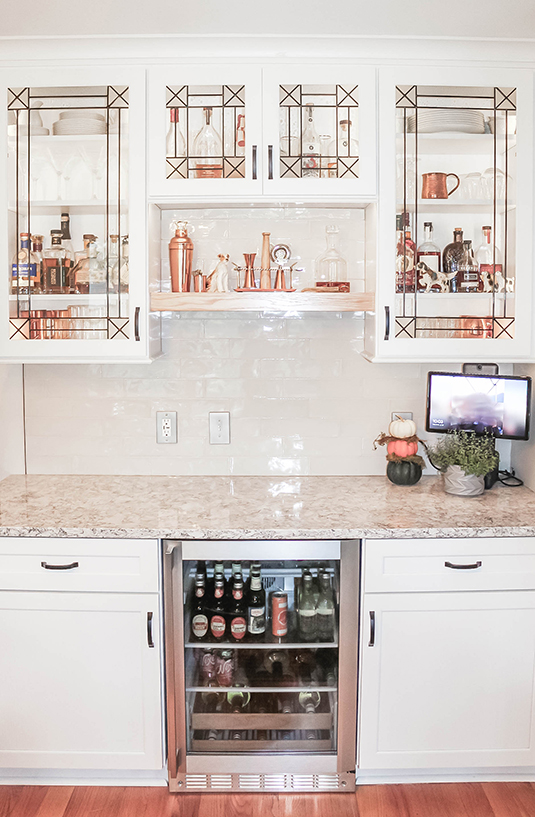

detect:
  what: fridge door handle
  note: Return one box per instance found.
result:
[252,145,258,180]
[368,610,375,646]
[268,144,274,179]
[147,611,155,648]
[384,306,390,340]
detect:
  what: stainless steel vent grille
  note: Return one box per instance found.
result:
[180,773,345,792]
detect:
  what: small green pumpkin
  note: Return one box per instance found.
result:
[387,460,422,486]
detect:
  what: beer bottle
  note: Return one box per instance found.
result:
[190,573,209,641]
[210,575,227,640]
[298,573,318,642]
[228,572,247,642]
[316,571,335,640]
[247,564,266,640]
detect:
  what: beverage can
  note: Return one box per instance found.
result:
[216,649,235,687]
[272,591,288,637]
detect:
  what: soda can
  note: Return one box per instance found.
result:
[216,649,235,687]
[271,591,288,637]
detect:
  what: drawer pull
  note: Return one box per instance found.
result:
[147,612,155,648]
[41,561,79,571]
[368,610,375,647]
[444,560,482,570]
[268,144,273,180]
[252,144,258,180]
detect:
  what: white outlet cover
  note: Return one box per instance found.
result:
[156,411,178,444]
[209,411,230,445]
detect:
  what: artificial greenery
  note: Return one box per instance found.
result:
[427,430,499,477]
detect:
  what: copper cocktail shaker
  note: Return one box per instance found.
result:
[169,221,194,292]
[243,253,257,288]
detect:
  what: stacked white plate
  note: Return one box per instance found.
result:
[407,110,485,134]
[52,109,107,136]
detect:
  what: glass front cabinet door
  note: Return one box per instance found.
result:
[367,67,534,363]
[0,66,155,362]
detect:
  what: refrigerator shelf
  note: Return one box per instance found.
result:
[185,638,338,650]
[186,685,337,694]
[191,737,333,752]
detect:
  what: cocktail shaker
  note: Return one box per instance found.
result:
[169,221,194,292]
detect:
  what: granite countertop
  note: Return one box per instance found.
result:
[0,474,534,540]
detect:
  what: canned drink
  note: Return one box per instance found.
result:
[272,591,288,637]
[216,649,235,687]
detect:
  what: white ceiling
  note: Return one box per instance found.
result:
[2,0,534,39]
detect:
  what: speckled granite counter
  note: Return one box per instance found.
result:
[0,473,534,540]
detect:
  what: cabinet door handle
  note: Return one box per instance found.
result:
[252,145,258,180]
[445,560,482,570]
[384,306,390,340]
[134,306,140,342]
[268,145,273,180]
[147,612,155,648]
[41,561,79,571]
[368,611,375,647]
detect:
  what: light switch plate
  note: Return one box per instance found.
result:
[391,412,413,421]
[156,411,178,444]
[209,412,230,445]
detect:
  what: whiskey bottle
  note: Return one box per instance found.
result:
[42,230,72,294]
[456,240,480,293]
[417,221,441,290]
[11,232,39,294]
[442,228,464,293]
[395,214,416,293]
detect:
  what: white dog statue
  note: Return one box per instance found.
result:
[416,261,450,293]
[481,268,515,293]
[207,254,230,293]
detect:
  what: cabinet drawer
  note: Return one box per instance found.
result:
[364,538,535,593]
[0,538,159,593]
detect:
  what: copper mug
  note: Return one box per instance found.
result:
[422,172,460,199]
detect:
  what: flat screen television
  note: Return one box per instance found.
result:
[426,372,532,440]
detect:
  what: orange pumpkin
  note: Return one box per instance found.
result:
[387,439,418,458]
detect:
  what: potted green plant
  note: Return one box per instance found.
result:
[427,430,499,497]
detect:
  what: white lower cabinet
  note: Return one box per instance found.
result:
[0,539,163,772]
[359,540,535,771]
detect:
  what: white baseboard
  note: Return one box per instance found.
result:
[0,768,168,787]
[356,768,535,785]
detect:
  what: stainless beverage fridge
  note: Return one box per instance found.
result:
[163,540,359,792]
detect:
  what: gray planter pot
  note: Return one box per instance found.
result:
[443,464,485,497]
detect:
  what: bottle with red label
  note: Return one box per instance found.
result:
[247,564,266,640]
[210,575,227,640]
[190,573,209,641]
[228,572,247,642]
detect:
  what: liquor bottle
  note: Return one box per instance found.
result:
[166,108,186,158]
[298,573,318,642]
[442,228,464,293]
[298,690,321,713]
[247,565,266,640]
[72,234,98,294]
[417,221,441,292]
[476,225,502,288]
[60,213,75,260]
[301,105,320,177]
[316,572,335,640]
[456,240,480,293]
[236,113,245,152]
[193,107,223,179]
[228,573,247,642]
[190,573,209,641]
[11,232,39,294]
[209,576,227,640]
[31,235,43,293]
[395,214,416,293]
[42,230,72,294]
[316,225,347,284]
[330,118,359,158]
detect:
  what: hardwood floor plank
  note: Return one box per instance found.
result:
[355,784,410,817]
[63,786,126,817]
[278,792,357,817]
[34,787,75,817]
[482,782,535,817]
[0,786,48,817]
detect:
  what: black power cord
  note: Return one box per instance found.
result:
[498,469,524,487]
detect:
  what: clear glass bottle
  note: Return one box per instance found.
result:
[11,232,39,294]
[31,235,43,293]
[60,213,74,259]
[42,230,72,294]
[330,118,359,159]
[456,240,480,293]
[476,225,503,288]
[395,213,416,293]
[417,221,442,291]
[301,105,320,177]
[442,228,464,293]
[166,108,186,158]
[193,107,223,178]
[316,225,347,283]
[316,572,335,640]
[298,689,321,713]
[298,573,318,642]
[72,234,98,294]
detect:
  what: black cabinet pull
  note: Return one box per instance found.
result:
[147,612,155,648]
[134,306,140,342]
[268,145,273,179]
[445,560,482,570]
[384,306,390,340]
[252,145,258,180]
[368,611,375,647]
[41,561,79,571]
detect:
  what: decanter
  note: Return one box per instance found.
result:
[193,107,223,178]
[301,105,320,177]
[316,225,347,282]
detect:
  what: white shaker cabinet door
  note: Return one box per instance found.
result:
[359,591,535,770]
[0,591,163,770]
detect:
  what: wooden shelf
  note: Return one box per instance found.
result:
[151,291,375,313]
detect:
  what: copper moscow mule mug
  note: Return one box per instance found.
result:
[421,172,460,199]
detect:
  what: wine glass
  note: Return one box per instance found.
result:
[79,144,107,200]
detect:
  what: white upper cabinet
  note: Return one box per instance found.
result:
[147,64,377,199]
[0,65,158,363]
[365,66,534,363]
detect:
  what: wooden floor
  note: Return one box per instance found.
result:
[1,783,535,817]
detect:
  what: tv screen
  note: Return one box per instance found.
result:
[426,372,532,440]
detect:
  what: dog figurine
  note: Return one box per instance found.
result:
[416,261,450,293]
[207,254,230,293]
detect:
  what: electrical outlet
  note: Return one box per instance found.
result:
[156,411,177,444]
[209,412,230,445]
[391,412,414,422]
